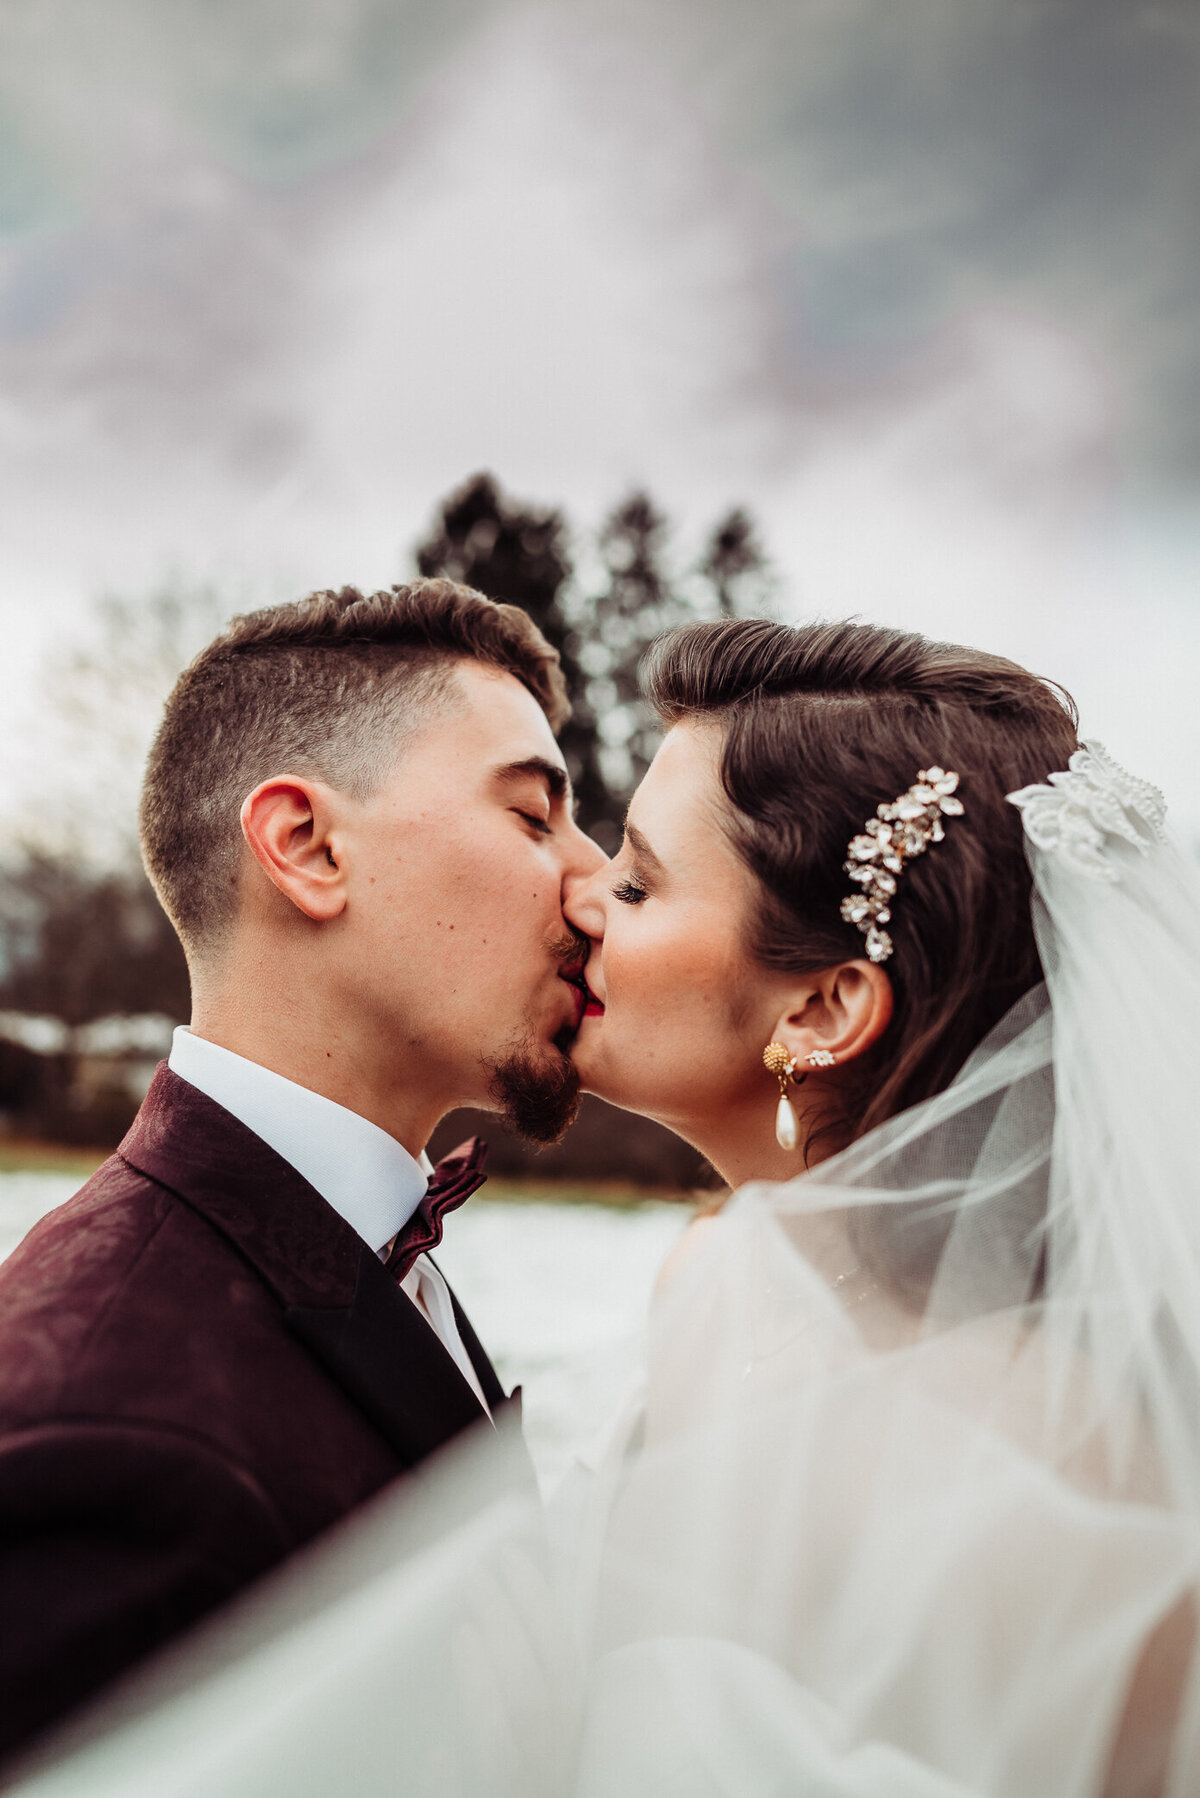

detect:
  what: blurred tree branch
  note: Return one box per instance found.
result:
[22,579,228,869]
[0,581,227,1039]
[0,853,188,1027]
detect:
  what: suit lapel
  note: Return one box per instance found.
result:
[286,1243,487,1464]
[440,1271,507,1411]
[119,1066,492,1466]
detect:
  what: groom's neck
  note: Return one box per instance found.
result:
[187,959,445,1160]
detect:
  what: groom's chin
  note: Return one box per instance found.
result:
[487,1044,582,1145]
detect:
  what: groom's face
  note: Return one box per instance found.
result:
[331,660,603,1132]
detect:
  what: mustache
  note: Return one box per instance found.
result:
[550,927,591,977]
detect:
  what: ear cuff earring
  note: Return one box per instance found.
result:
[762,1044,837,1152]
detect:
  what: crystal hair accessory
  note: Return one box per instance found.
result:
[1007,740,1166,883]
[840,768,964,963]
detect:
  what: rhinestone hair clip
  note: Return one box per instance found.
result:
[840,768,964,963]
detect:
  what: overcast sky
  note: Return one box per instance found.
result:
[3,0,1199,835]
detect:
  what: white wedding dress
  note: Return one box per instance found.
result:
[11,743,1200,1798]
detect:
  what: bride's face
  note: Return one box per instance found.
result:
[564,721,787,1142]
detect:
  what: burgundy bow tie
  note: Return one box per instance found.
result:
[384,1136,489,1284]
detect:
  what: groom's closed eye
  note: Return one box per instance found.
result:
[492,758,572,831]
[492,771,571,843]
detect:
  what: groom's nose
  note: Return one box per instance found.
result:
[560,819,607,893]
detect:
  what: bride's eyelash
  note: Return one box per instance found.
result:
[612,876,648,905]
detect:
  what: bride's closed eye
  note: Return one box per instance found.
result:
[612,876,648,905]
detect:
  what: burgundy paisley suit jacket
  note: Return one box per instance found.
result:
[0,1065,505,1761]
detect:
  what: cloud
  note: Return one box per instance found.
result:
[662,0,1200,482]
[4,0,1198,490]
[1,0,1199,835]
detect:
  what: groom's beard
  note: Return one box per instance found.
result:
[485,930,586,1144]
[487,1037,581,1145]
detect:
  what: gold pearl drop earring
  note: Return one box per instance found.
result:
[762,1044,837,1152]
[763,1042,801,1151]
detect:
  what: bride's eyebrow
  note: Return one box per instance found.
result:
[624,821,665,874]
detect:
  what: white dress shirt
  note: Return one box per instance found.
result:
[168,1028,490,1415]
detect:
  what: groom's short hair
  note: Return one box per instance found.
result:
[139,579,568,957]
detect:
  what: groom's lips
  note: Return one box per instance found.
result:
[557,956,604,1029]
[559,962,590,1031]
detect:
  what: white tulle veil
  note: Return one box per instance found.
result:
[573,739,1200,1797]
[12,741,1200,1798]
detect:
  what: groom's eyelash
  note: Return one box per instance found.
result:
[514,810,552,835]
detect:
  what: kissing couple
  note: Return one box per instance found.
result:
[4,577,1200,1797]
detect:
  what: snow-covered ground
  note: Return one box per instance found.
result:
[0,1174,690,1489]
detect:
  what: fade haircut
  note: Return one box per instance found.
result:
[140,579,569,957]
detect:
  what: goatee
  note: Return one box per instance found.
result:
[486,1039,581,1145]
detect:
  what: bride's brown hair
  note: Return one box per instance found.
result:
[644,618,1079,1154]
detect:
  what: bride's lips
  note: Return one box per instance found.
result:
[558,962,604,1028]
[559,961,590,1031]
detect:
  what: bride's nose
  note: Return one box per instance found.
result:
[562,860,608,943]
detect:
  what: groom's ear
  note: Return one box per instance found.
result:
[769,959,893,1071]
[240,777,348,923]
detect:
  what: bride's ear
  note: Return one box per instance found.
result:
[768,960,893,1072]
[240,777,348,923]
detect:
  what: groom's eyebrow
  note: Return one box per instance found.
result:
[493,757,571,803]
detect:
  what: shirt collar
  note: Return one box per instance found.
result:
[167,1027,430,1253]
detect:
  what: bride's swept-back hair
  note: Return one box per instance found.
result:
[644,618,1079,1153]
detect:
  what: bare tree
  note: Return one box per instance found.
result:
[20,579,229,867]
[0,853,188,1027]
[0,580,227,1043]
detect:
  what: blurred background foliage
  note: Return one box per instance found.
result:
[0,472,770,1162]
